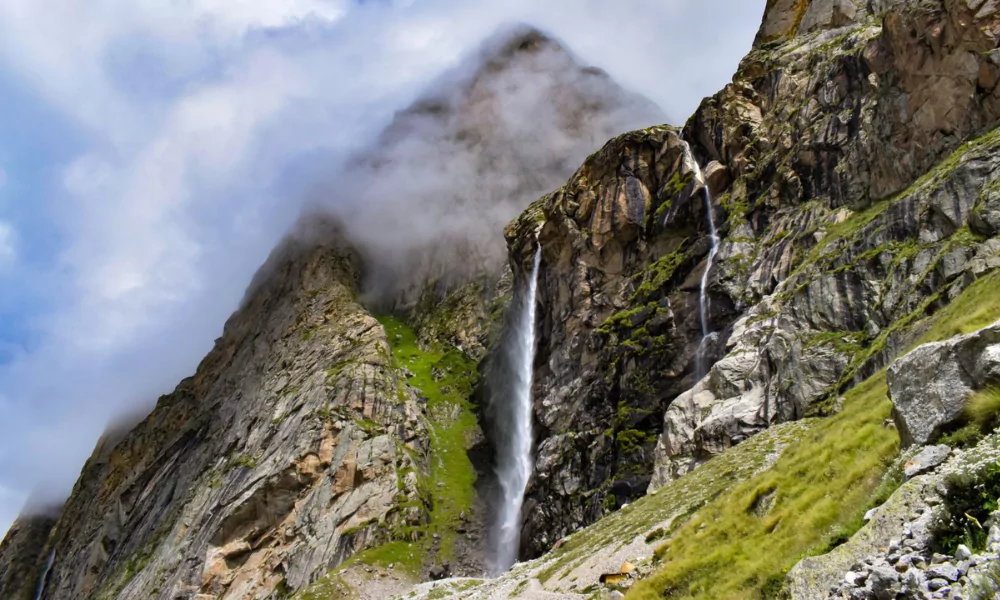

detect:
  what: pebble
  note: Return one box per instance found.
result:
[955,545,972,561]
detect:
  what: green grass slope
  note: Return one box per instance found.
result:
[627,270,1000,600]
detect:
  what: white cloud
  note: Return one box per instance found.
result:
[0,222,15,264]
[0,0,767,537]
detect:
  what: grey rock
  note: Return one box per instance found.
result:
[429,564,451,581]
[867,565,898,599]
[905,446,952,479]
[926,564,960,583]
[888,323,1000,447]
[955,545,973,561]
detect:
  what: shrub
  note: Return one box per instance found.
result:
[933,461,1000,554]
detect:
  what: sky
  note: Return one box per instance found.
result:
[0,0,765,537]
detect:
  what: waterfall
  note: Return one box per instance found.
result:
[490,243,542,574]
[683,143,719,378]
[34,551,54,600]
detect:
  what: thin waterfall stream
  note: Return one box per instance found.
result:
[682,143,719,378]
[490,242,542,574]
[34,551,54,600]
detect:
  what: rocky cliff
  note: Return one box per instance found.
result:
[9,1,1000,599]
[503,0,1000,558]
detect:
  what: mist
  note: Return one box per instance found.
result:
[0,0,766,537]
[306,25,663,308]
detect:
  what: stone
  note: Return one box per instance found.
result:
[867,565,899,599]
[888,322,1000,447]
[609,592,625,600]
[955,545,973,561]
[429,563,451,580]
[926,564,960,583]
[905,446,952,479]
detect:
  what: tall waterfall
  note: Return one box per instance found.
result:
[34,551,54,600]
[683,143,719,377]
[490,243,542,574]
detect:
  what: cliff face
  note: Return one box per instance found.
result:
[25,221,435,599]
[505,0,1000,557]
[0,512,57,600]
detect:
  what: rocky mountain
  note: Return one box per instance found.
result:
[503,0,1000,560]
[0,27,662,600]
[8,1,1000,599]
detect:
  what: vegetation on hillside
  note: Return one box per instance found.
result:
[626,269,1000,600]
[293,316,481,598]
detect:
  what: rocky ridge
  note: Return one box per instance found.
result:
[503,0,1000,556]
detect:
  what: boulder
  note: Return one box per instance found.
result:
[903,446,951,480]
[888,321,1000,447]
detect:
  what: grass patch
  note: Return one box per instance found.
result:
[966,388,1000,431]
[916,271,1000,343]
[625,375,898,600]
[376,316,479,564]
[533,422,811,586]
[341,541,425,578]
[293,572,354,600]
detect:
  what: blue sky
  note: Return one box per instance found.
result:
[0,0,765,536]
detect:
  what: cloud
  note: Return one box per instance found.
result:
[0,222,15,264]
[0,0,766,535]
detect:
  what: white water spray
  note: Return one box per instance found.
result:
[682,143,719,377]
[492,243,542,574]
[34,551,54,600]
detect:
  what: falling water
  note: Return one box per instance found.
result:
[683,143,719,378]
[34,551,54,600]
[492,243,542,574]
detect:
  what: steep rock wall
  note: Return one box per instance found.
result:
[19,220,431,600]
[505,0,1000,557]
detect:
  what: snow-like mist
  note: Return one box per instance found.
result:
[303,26,663,307]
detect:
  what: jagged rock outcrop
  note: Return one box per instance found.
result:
[17,219,432,600]
[504,127,723,556]
[889,320,1000,447]
[503,0,1000,554]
